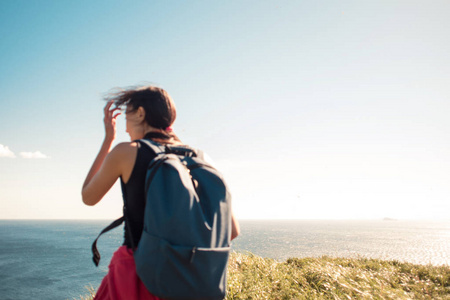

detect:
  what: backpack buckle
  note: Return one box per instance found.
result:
[164,145,197,157]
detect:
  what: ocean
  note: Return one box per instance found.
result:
[0,219,449,300]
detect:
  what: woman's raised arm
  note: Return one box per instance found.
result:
[81,101,123,206]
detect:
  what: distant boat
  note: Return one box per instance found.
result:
[383,217,398,221]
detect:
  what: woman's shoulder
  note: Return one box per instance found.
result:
[109,141,139,159]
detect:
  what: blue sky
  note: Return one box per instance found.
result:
[1,0,449,220]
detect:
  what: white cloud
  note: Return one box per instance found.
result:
[0,144,16,158]
[19,151,49,159]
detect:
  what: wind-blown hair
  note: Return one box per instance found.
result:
[107,86,176,130]
[105,85,180,142]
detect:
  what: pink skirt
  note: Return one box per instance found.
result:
[94,246,161,300]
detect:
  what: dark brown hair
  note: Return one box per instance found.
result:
[105,85,180,142]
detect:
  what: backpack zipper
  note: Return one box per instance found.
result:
[190,247,197,263]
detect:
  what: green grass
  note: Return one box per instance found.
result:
[227,252,449,299]
[78,252,450,299]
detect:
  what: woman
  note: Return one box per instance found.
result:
[82,86,240,300]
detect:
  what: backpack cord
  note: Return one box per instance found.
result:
[91,216,125,266]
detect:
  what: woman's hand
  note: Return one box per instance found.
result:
[104,100,121,142]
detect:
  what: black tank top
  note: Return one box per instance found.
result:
[120,132,172,248]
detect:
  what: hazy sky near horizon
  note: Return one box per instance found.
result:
[1,1,449,220]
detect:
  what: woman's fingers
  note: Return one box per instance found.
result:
[104,101,122,120]
[103,100,121,141]
[104,100,114,114]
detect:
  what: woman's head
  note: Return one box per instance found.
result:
[110,86,176,129]
[106,85,178,141]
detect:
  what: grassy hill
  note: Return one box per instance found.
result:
[79,252,450,299]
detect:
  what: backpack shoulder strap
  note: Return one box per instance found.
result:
[138,139,165,155]
[139,139,199,158]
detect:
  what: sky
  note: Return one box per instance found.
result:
[0,0,449,220]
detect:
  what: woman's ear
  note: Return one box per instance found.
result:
[137,106,145,121]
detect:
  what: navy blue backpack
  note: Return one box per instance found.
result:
[92,139,232,300]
